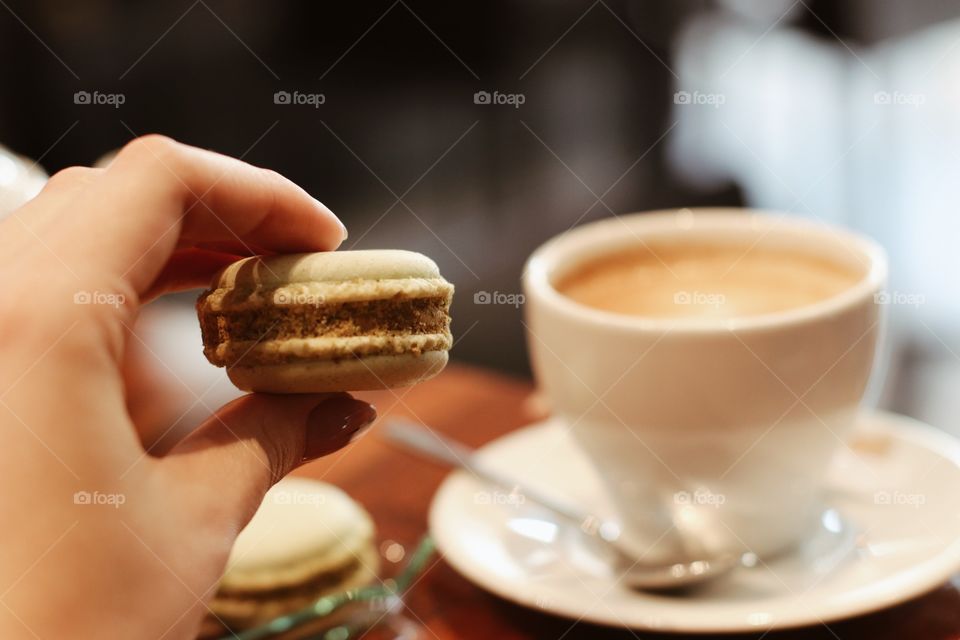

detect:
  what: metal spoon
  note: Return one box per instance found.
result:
[384,419,742,590]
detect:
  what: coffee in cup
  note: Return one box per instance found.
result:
[556,242,863,319]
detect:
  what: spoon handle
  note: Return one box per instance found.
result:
[384,419,601,530]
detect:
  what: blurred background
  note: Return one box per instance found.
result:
[1,0,959,437]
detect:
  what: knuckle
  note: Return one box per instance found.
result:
[44,166,95,190]
[117,134,180,165]
[114,135,186,204]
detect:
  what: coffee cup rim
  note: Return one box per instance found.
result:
[523,208,888,333]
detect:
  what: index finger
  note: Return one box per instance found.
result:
[64,135,346,296]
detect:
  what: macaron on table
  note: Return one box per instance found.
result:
[200,478,378,637]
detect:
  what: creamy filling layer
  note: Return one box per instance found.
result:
[201,297,450,347]
[215,558,366,600]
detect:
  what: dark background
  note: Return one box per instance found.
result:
[0,0,955,379]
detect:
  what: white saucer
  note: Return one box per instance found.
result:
[429,410,960,633]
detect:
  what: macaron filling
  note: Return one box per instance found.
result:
[201,296,450,343]
[200,295,452,367]
[216,555,367,600]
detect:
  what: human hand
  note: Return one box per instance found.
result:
[0,135,377,639]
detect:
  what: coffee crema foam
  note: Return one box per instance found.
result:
[555,243,863,318]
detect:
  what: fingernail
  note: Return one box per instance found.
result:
[302,395,376,461]
[339,220,349,240]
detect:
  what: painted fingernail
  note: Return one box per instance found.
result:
[302,395,376,461]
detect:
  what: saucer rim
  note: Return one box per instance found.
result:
[428,410,960,633]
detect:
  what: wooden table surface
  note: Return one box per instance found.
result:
[297,364,960,640]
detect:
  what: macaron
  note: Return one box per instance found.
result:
[197,250,454,393]
[206,477,379,631]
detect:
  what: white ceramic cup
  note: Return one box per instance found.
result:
[523,209,887,562]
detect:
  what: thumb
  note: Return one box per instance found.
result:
[161,392,376,529]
